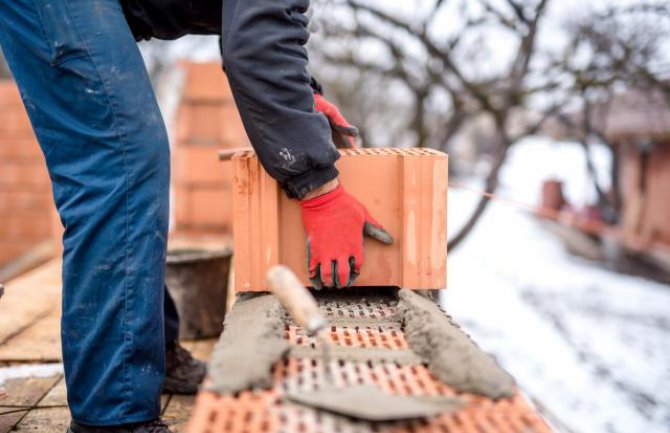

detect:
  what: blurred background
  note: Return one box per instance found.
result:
[0,1,668,432]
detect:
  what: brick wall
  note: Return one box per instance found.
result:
[0,82,56,266]
[172,62,251,235]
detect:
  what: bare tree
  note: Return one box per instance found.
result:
[549,3,670,223]
[309,0,669,250]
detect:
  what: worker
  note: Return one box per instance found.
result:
[0,1,393,432]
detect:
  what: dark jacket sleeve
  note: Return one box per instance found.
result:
[121,0,222,41]
[121,0,341,199]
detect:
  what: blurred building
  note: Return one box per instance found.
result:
[598,88,670,256]
[541,87,670,276]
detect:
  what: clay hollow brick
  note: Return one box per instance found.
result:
[231,148,449,292]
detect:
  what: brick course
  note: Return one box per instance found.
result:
[171,63,251,235]
[0,81,56,267]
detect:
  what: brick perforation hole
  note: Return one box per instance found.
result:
[320,302,398,321]
[286,325,408,350]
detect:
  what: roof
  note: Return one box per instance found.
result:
[593,87,670,144]
[541,87,670,146]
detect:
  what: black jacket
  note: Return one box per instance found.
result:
[122,0,340,199]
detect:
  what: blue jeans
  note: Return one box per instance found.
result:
[0,0,173,425]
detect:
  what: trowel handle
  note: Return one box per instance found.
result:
[267,265,327,336]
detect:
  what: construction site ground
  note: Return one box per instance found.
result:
[0,259,215,433]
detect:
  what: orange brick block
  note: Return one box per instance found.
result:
[0,161,51,188]
[0,82,37,139]
[179,62,233,102]
[0,190,52,213]
[232,148,449,292]
[0,138,43,159]
[0,241,36,265]
[174,185,232,232]
[173,145,230,186]
[0,214,53,239]
[180,103,227,145]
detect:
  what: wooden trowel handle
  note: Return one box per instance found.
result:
[267,265,327,336]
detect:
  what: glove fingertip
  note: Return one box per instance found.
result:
[310,264,323,291]
[335,259,351,289]
[364,222,394,245]
[333,124,360,137]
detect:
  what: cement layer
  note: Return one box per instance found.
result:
[207,293,289,394]
[321,317,401,327]
[284,384,463,421]
[290,346,423,365]
[398,289,515,399]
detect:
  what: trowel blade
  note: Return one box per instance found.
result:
[284,384,463,422]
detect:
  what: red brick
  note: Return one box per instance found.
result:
[0,190,53,213]
[0,138,42,159]
[219,104,250,146]
[181,103,225,145]
[0,82,34,140]
[0,109,34,139]
[173,145,230,186]
[0,160,50,188]
[0,240,36,265]
[174,185,232,231]
[178,62,234,102]
[0,214,53,239]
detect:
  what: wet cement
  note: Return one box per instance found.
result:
[398,289,515,399]
[207,292,289,394]
[207,287,514,402]
[324,316,401,327]
[285,384,463,421]
[290,346,423,365]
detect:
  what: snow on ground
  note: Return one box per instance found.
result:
[441,138,670,433]
[0,364,64,388]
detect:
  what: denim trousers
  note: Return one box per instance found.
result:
[0,0,178,425]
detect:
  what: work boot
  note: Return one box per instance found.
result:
[67,419,172,432]
[162,342,207,394]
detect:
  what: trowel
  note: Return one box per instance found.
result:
[267,266,463,422]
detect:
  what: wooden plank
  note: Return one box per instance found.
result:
[0,409,27,433]
[0,309,61,362]
[37,377,66,407]
[163,395,195,433]
[13,407,70,433]
[0,241,56,284]
[0,376,61,407]
[161,394,171,413]
[0,260,62,345]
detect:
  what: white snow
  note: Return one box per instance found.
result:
[0,364,63,387]
[442,138,670,433]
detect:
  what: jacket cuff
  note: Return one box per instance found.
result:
[282,165,340,199]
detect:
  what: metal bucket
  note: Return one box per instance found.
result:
[165,248,232,339]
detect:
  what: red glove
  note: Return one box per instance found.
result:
[300,185,393,289]
[314,93,360,149]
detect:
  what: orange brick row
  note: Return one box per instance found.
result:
[0,81,58,267]
[171,63,251,236]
